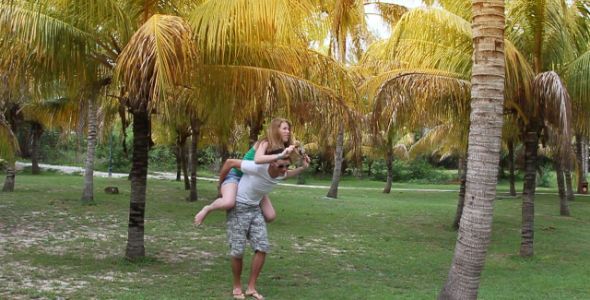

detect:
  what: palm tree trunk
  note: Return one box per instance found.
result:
[188,119,201,202]
[81,95,98,204]
[383,147,394,193]
[439,2,505,298]
[327,125,344,198]
[2,161,16,192]
[125,110,150,260]
[508,140,516,196]
[554,159,570,216]
[452,156,468,230]
[30,122,43,175]
[565,168,574,202]
[175,137,182,181]
[520,130,539,257]
[576,135,587,193]
[248,117,263,148]
[182,139,190,190]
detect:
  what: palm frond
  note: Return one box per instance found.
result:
[189,0,315,62]
[0,1,95,79]
[534,71,573,156]
[114,14,195,112]
[565,48,590,135]
[382,8,472,74]
[438,0,471,21]
[374,2,409,27]
[192,64,352,137]
[364,69,470,133]
[408,124,465,159]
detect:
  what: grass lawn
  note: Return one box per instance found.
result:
[1,171,589,299]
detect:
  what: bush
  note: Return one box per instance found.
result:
[371,158,452,184]
[536,164,553,188]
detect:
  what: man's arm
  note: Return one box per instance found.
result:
[218,159,242,186]
[285,155,310,179]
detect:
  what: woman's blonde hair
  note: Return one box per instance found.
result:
[261,118,293,153]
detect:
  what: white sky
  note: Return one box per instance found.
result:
[366,0,425,39]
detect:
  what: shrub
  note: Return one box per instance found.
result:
[371,158,452,183]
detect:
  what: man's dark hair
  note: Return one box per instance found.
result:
[267,148,284,155]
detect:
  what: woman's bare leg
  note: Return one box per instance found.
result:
[194,183,238,225]
[260,195,276,223]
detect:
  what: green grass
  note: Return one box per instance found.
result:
[1,172,589,299]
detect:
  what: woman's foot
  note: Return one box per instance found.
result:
[194,205,210,225]
[245,289,264,300]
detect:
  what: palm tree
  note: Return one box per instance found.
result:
[506,0,585,257]
[438,0,506,298]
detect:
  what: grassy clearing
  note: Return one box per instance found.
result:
[1,172,589,299]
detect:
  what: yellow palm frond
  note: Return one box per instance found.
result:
[374,2,409,27]
[408,124,466,159]
[115,14,195,112]
[189,0,315,62]
[364,69,470,133]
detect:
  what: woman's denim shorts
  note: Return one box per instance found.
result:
[222,169,242,186]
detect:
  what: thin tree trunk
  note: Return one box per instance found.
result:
[30,122,43,175]
[248,118,263,149]
[175,137,182,181]
[508,140,516,196]
[383,147,393,194]
[520,130,539,257]
[188,119,201,202]
[439,2,505,299]
[125,110,150,260]
[327,125,344,198]
[81,94,98,204]
[182,139,190,190]
[576,135,587,193]
[452,156,468,230]
[554,159,570,216]
[565,168,574,202]
[2,161,16,192]
[1,111,17,192]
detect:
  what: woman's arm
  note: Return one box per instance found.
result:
[254,141,295,164]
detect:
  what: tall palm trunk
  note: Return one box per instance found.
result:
[126,110,150,260]
[81,78,110,203]
[181,139,190,190]
[2,161,16,192]
[175,137,182,181]
[508,140,516,196]
[188,119,201,202]
[327,125,344,198]
[81,94,98,203]
[439,1,505,299]
[520,130,539,257]
[565,169,574,202]
[383,146,394,194]
[30,122,43,175]
[576,135,587,193]
[554,159,570,216]
[452,156,468,230]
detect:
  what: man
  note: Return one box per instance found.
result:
[218,150,309,300]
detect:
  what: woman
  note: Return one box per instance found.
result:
[194,118,296,225]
